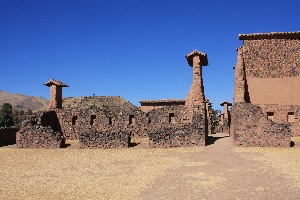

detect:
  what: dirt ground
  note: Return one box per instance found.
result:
[0,134,300,200]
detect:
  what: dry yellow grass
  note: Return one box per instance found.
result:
[233,146,300,189]
[0,146,204,200]
[1,138,300,200]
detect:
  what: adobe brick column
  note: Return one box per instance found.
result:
[220,101,232,119]
[44,79,69,110]
[185,49,208,108]
[220,112,224,125]
[233,46,246,103]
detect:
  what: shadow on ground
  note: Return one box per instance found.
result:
[206,135,226,146]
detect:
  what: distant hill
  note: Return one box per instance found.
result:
[61,96,138,113]
[0,90,49,111]
[0,90,138,112]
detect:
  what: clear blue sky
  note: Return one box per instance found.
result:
[1,0,299,110]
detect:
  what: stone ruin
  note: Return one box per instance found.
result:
[214,101,232,134]
[231,31,300,147]
[14,31,300,149]
[16,49,209,148]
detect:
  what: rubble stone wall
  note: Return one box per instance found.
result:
[73,108,146,148]
[16,105,207,148]
[243,39,300,78]
[258,104,300,136]
[147,106,206,147]
[230,103,291,147]
[242,38,300,105]
[0,127,18,146]
[16,111,65,148]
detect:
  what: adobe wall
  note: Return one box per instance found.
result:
[243,38,300,105]
[247,77,300,105]
[0,127,18,147]
[49,85,63,110]
[16,111,65,148]
[230,103,291,147]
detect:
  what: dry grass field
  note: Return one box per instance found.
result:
[0,146,204,199]
[0,136,300,199]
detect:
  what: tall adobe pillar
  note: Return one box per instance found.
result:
[233,46,246,103]
[44,79,69,110]
[185,49,208,108]
[220,101,232,119]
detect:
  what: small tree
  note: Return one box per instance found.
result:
[210,108,221,121]
[0,103,14,127]
[26,109,33,115]
[12,110,20,127]
[89,104,97,110]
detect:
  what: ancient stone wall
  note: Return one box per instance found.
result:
[76,109,131,148]
[73,108,147,148]
[258,104,300,137]
[230,103,291,147]
[0,127,18,146]
[242,38,300,105]
[16,111,65,148]
[243,39,300,78]
[59,105,206,148]
[16,103,207,148]
[148,106,206,147]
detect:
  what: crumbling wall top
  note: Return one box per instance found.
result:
[239,31,300,40]
[139,99,186,104]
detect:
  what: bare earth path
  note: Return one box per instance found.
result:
[140,134,300,199]
[1,134,300,199]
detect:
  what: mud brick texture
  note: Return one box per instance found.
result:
[0,127,18,146]
[230,103,291,147]
[16,111,65,148]
[243,39,300,78]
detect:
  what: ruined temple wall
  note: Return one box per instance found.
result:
[148,106,206,147]
[230,103,291,147]
[247,77,300,105]
[16,105,207,148]
[243,39,300,78]
[0,127,18,146]
[243,38,300,105]
[16,111,65,148]
[258,104,300,136]
[59,105,206,148]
